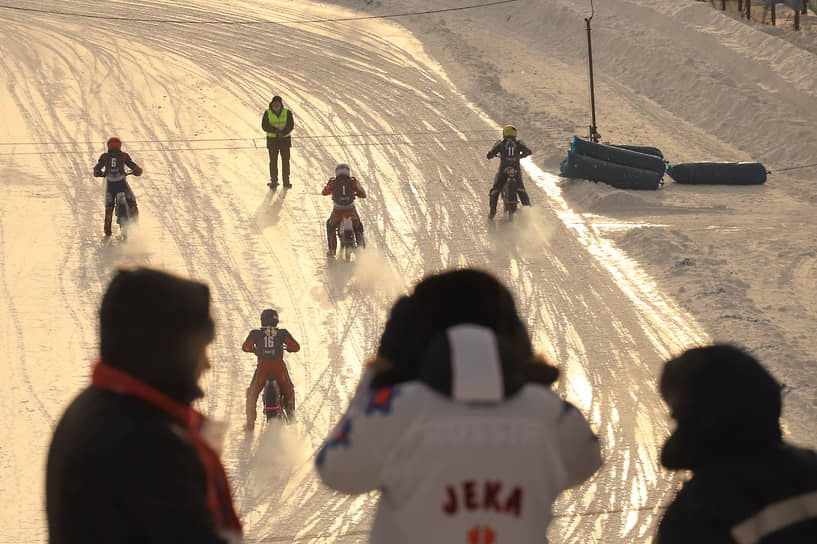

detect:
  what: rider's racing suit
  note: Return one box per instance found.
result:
[242,326,300,425]
[93,149,141,234]
[486,137,532,217]
[322,175,367,255]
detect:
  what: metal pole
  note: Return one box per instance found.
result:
[585,11,601,142]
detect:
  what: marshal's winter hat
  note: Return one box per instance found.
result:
[269,96,283,110]
[660,344,782,470]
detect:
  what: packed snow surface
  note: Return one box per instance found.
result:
[1,0,815,542]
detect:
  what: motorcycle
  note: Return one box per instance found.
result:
[334,211,362,262]
[499,166,521,220]
[262,376,291,423]
[111,170,136,239]
[248,344,294,425]
[114,193,131,238]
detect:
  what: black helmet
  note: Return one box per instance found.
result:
[261,309,279,327]
[335,163,351,178]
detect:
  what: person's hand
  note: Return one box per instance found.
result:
[486,152,494,159]
[93,169,103,177]
[132,166,143,176]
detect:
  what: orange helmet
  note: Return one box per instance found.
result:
[107,137,122,150]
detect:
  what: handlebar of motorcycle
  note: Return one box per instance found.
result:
[95,170,135,178]
[248,345,291,355]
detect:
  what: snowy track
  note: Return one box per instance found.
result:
[1,1,784,542]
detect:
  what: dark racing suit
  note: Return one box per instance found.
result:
[93,149,141,234]
[486,137,532,216]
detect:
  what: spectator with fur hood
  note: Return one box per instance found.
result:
[656,344,817,543]
[46,267,241,544]
[316,268,601,543]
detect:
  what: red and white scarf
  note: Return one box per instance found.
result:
[92,361,242,537]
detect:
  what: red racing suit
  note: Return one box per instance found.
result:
[322,175,366,254]
[242,327,300,423]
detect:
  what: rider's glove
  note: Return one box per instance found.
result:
[132,166,143,176]
[486,152,494,159]
[93,169,103,177]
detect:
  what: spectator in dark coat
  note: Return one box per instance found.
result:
[656,344,817,543]
[46,267,242,544]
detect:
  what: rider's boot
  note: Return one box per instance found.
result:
[355,229,366,249]
[488,190,499,219]
[518,189,531,206]
[128,203,139,221]
[326,221,337,258]
[104,207,114,235]
[245,391,257,431]
[283,394,296,424]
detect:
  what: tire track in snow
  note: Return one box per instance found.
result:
[4,1,712,541]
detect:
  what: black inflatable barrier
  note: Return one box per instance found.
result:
[571,136,666,173]
[560,150,662,190]
[667,162,767,185]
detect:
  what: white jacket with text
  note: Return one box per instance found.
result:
[316,366,602,543]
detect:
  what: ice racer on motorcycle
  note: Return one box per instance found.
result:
[486,125,532,219]
[93,137,142,236]
[242,309,300,429]
[322,163,367,258]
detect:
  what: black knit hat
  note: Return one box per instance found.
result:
[99,267,215,404]
[271,95,282,103]
[660,344,782,469]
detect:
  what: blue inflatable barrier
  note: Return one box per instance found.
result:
[667,162,767,185]
[571,136,666,173]
[560,150,663,190]
[613,144,664,159]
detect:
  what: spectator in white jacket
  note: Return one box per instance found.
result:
[315,268,602,543]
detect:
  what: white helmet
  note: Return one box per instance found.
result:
[335,163,351,177]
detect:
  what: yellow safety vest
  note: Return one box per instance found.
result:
[266,108,291,138]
